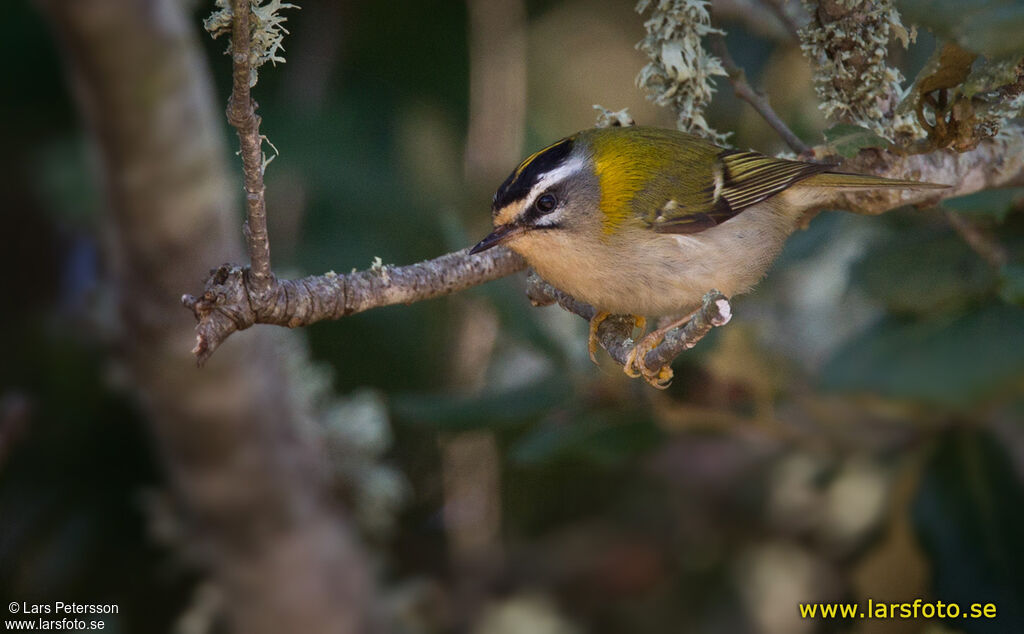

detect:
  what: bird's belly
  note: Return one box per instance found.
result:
[528,240,766,317]
[516,205,794,317]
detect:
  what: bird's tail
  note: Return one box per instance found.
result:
[804,171,950,190]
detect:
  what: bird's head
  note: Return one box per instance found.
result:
[469,134,605,255]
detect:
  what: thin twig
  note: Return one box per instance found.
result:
[757,0,803,40]
[943,209,1009,269]
[183,247,526,364]
[228,0,274,299]
[709,34,810,154]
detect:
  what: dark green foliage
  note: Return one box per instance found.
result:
[912,427,1024,632]
[944,188,1024,223]
[822,303,1024,407]
[6,0,1024,631]
[851,226,997,314]
[823,124,890,158]
[897,0,1024,59]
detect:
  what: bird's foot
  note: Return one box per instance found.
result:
[624,327,674,389]
[588,313,647,364]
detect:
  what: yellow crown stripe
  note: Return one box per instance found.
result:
[513,138,571,179]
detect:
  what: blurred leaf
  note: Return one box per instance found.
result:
[897,0,1024,59]
[822,124,889,158]
[962,57,1023,97]
[478,276,579,371]
[999,263,1024,305]
[776,211,844,264]
[912,427,1024,631]
[390,375,571,431]
[943,188,1024,222]
[32,138,100,227]
[916,42,977,95]
[510,411,662,467]
[822,302,1024,407]
[852,228,996,314]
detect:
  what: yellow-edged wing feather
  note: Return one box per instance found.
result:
[653,148,948,233]
[652,150,833,234]
[581,127,947,236]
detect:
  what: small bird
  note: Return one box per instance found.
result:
[470,126,947,386]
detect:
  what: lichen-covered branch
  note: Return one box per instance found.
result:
[636,0,729,144]
[228,0,273,298]
[817,127,1024,214]
[799,0,920,140]
[208,0,297,299]
[183,247,526,364]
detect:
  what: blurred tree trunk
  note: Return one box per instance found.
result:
[37,0,375,631]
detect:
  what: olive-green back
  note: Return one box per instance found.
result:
[580,127,831,235]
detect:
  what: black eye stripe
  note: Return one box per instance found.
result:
[492,137,574,212]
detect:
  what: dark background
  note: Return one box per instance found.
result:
[2,1,1023,632]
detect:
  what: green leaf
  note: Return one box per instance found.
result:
[897,0,1024,59]
[821,303,1024,407]
[999,263,1024,305]
[822,124,889,158]
[912,427,1024,631]
[852,228,997,314]
[390,376,570,431]
[510,411,661,467]
[962,57,1023,97]
[32,138,101,227]
[943,188,1024,222]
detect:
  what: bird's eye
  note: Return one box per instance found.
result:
[535,193,558,214]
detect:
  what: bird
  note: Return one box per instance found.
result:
[469,126,948,387]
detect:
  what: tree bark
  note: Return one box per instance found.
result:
[38,0,375,631]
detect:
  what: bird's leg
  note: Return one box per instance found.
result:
[623,309,699,389]
[588,312,611,364]
[588,313,647,364]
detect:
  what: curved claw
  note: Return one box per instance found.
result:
[589,313,647,365]
[624,330,674,389]
[588,311,611,364]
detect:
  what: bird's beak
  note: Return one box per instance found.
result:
[469,223,524,254]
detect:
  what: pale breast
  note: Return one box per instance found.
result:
[509,201,801,317]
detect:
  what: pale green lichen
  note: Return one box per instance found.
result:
[370,256,391,284]
[279,332,409,536]
[981,92,1024,137]
[635,0,730,145]
[593,105,636,128]
[970,62,1024,137]
[800,0,925,141]
[204,0,299,87]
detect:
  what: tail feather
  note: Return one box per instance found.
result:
[805,171,950,189]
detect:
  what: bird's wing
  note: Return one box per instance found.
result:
[650,150,832,235]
